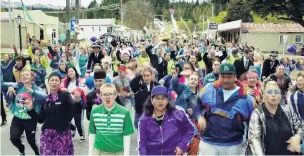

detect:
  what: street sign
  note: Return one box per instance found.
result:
[283,35,288,44]
[209,23,218,30]
[70,19,78,32]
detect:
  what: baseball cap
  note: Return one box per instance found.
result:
[151,86,168,97]
[219,63,236,74]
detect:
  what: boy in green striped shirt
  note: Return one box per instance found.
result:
[88,84,135,155]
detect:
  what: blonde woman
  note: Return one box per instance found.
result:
[247,81,303,155]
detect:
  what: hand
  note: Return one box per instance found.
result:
[174,147,183,156]
[7,87,16,97]
[187,109,193,116]
[60,87,68,92]
[25,99,34,111]
[159,79,165,85]
[287,135,301,153]
[180,70,192,76]
[198,116,207,131]
[247,88,254,96]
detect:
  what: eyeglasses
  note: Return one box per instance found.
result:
[266,90,281,95]
[101,93,115,98]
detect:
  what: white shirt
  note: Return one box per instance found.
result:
[222,86,240,102]
[68,80,77,92]
[243,57,249,68]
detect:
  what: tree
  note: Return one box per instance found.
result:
[87,0,97,18]
[213,0,304,27]
[123,0,155,30]
[223,0,254,22]
[250,0,304,27]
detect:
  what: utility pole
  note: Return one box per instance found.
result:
[121,0,123,25]
[66,0,71,44]
[75,0,80,44]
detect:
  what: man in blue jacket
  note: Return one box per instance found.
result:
[195,63,256,155]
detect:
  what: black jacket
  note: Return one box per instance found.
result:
[87,52,104,72]
[130,74,159,114]
[28,91,75,132]
[233,57,254,79]
[86,89,100,120]
[145,45,158,69]
[262,59,280,79]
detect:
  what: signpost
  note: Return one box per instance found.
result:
[70,18,78,32]
[209,23,218,30]
[283,35,288,56]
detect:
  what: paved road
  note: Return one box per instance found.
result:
[0,110,139,155]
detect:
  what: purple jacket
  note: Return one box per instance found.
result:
[138,107,196,155]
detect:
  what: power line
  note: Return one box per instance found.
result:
[43,3,120,14]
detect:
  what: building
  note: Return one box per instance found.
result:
[78,18,118,40]
[1,9,59,48]
[217,20,304,53]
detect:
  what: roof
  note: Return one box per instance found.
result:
[241,23,304,33]
[1,10,59,25]
[218,20,242,32]
[78,18,116,26]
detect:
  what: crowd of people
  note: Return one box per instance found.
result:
[1,35,304,155]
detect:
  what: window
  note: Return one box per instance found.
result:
[92,27,94,32]
[52,29,56,38]
[295,35,302,43]
[279,35,284,44]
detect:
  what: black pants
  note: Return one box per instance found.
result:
[1,92,7,121]
[71,112,84,137]
[10,117,39,155]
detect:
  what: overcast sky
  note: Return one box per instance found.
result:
[10,0,200,7]
[10,0,98,7]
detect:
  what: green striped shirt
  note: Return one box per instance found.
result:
[89,103,134,153]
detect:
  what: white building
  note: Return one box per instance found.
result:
[78,18,118,40]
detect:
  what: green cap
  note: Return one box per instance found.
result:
[220,63,236,74]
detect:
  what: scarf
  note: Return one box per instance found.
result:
[46,92,58,103]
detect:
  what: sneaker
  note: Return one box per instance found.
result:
[80,136,85,142]
[20,152,25,156]
[71,130,76,138]
[1,120,7,126]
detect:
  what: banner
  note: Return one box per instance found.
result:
[20,0,43,29]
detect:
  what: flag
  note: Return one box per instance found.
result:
[143,26,148,34]
[170,13,178,34]
[193,25,197,36]
[154,18,165,32]
[20,0,43,29]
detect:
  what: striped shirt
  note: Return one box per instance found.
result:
[89,103,134,153]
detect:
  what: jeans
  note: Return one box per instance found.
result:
[134,113,142,129]
[10,117,39,155]
[198,140,245,155]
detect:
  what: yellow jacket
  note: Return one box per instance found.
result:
[28,46,49,69]
[13,63,31,82]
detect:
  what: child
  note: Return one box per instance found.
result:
[88,84,134,155]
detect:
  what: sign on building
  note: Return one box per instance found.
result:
[283,35,288,44]
[209,23,218,30]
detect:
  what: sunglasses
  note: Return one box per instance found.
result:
[266,90,281,95]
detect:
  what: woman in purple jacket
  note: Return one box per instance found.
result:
[138,85,196,155]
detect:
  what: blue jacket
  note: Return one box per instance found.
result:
[171,77,199,114]
[195,81,255,146]
[1,82,46,119]
[138,107,196,155]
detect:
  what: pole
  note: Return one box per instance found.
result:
[8,0,12,48]
[75,0,80,44]
[212,3,214,22]
[66,0,71,44]
[19,24,22,51]
[121,0,123,25]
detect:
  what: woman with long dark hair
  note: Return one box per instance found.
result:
[138,85,196,155]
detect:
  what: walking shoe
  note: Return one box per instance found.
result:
[71,130,76,138]
[80,136,85,142]
[1,120,7,126]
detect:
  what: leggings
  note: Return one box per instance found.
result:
[10,117,39,155]
[70,110,84,137]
